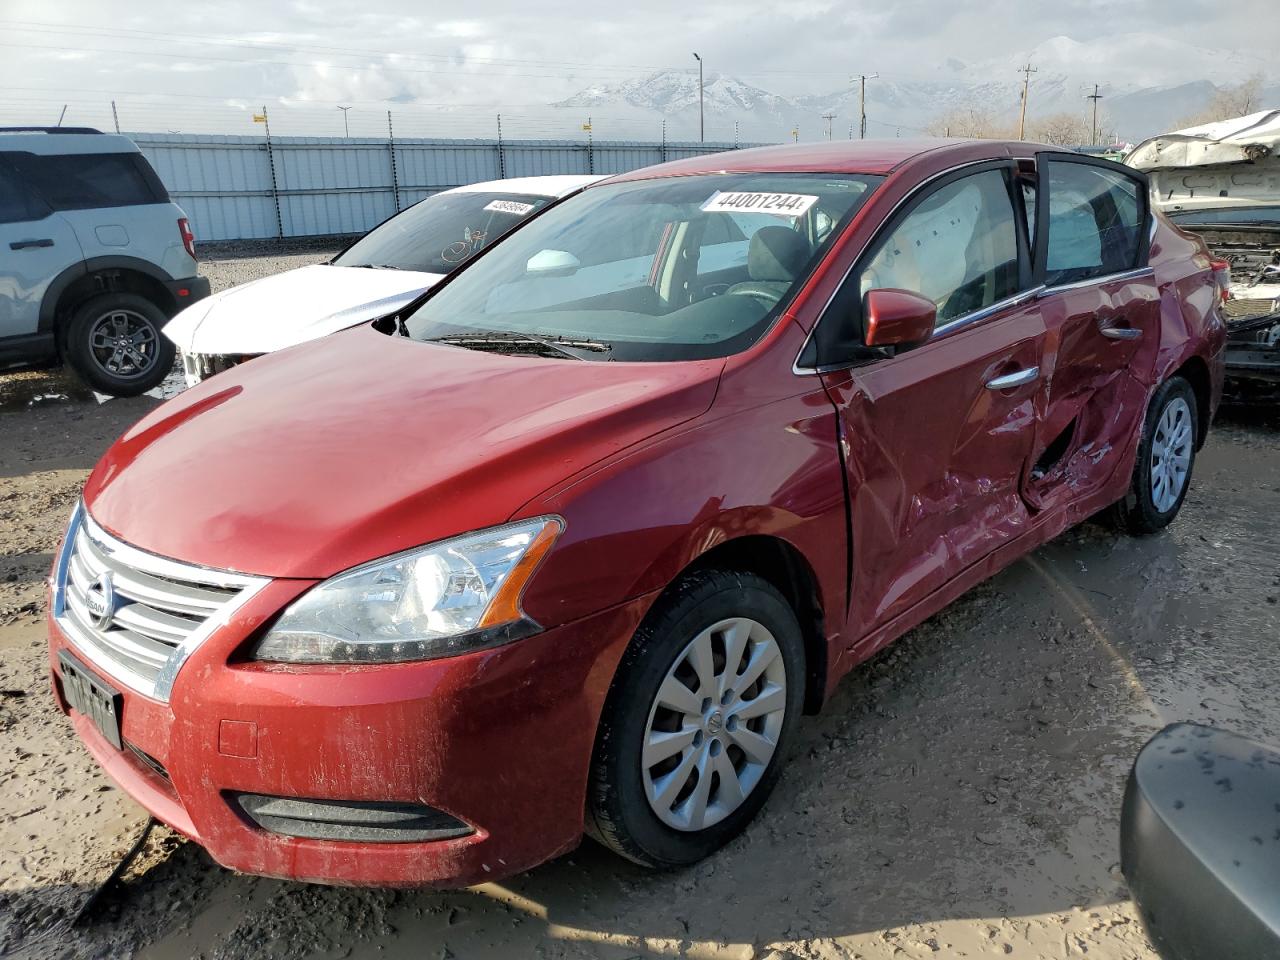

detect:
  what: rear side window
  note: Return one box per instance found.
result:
[9,152,168,212]
[1043,160,1143,286]
[0,157,51,224]
[860,168,1020,327]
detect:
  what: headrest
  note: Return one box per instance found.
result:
[748,226,811,283]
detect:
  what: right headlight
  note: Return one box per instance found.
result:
[252,517,562,664]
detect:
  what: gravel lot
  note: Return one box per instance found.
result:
[1,244,1278,959]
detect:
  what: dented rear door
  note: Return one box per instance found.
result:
[1022,154,1160,512]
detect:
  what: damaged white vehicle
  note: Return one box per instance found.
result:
[1128,110,1280,402]
[165,174,602,385]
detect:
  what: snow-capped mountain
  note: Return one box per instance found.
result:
[552,35,1275,144]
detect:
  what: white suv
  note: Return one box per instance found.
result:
[164,175,601,385]
[0,127,207,395]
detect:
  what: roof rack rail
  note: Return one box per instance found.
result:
[0,126,104,135]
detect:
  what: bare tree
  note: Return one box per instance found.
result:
[1032,112,1092,146]
[926,104,1013,139]
[1178,72,1269,127]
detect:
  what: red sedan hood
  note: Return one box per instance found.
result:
[84,325,722,578]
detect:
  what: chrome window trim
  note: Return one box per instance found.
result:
[51,502,271,702]
[930,285,1047,338]
[792,157,1022,376]
[1038,265,1155,296]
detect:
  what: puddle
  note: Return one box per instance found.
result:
[0,363,188,413]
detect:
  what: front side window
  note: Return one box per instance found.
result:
[1043,160,1143,286]
[334,191,555,274]
[9,152,167,211]
[402,173,882,361]
[860,169,1019,327]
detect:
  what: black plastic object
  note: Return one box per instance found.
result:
[232,794,473,844]
[1121,722,1280,959]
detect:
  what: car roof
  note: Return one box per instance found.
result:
[604,139,1043,182]
[444,174,606,199]
[0,129,142,156]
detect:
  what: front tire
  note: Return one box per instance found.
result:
[1113,376,1198,535]
[587,570,805,868]
[64,293,175,397]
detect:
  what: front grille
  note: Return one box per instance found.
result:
[53,505,268,701]
[182,352,259,385]
[1224,297,1280,323]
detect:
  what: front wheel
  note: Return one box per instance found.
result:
[587,570,805,868]
[1112,376,1198,535]
[64,293,175,397]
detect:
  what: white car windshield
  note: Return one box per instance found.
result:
[402,173,883,361]
[334,191,553,274]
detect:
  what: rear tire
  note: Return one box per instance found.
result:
[587,570,805,869]
[64,293,175,397]
[1111,376,1198,535]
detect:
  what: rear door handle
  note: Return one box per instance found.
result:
[986,366,1040,390]
[1100,325,1142,340]
[9,238,54,250]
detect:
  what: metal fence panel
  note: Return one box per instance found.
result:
[130,133,767,242]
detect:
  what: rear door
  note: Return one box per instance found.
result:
[817,161,1049,634]
[0,153,83,340]
[1022,153,1161,511]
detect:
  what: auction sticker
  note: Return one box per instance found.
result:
[700,191,818,217]
[484,199,537,215]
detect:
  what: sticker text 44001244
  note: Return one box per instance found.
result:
[700,192,819,217]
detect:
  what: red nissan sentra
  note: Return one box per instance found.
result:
[48,140,1226,886]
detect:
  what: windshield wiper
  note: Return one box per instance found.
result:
[350,263,406,270]
[429,331,612,361]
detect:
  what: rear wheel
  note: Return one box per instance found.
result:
[64,293,175,397]
[587,570,805,868]
[1112,376,1198,535]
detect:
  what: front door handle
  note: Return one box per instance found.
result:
[9,238,54,250]
[1100,323,1142,340]
[986,366,1040,390]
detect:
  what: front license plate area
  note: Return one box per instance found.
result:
[58,650,123,750]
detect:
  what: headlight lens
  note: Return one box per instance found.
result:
[252,517,562,664]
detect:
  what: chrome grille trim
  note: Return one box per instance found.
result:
[52,503,270,702]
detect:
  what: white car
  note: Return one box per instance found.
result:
[166,174,603,385]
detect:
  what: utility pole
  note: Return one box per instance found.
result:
[1017,62,1037,140]
[1086,83,1104,145]
[854,74,878,139]
[388,111,401,211]
[822,111,836,140]
[337,105,351,138]
[692,53,704,142]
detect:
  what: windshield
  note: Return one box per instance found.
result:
[334,191,553,273]
[402,173,883,361]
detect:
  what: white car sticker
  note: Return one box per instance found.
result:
[700,191,819,218]
[484,199,537,216]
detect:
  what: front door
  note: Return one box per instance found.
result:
[817,163,1048,636]
[1023,154,1162,511]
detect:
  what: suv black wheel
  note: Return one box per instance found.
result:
[64,293,175,396]
[1111,376,1199,535]
[587,570,805,868]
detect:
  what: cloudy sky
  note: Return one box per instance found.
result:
[0,0,1273,138]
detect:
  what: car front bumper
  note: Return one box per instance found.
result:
[48,590,649,887]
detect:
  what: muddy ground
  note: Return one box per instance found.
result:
[1,243,1278,959]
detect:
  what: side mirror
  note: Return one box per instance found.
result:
[862,288,936,349]
[526,249,581,276]
[1121,723,1280,959]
